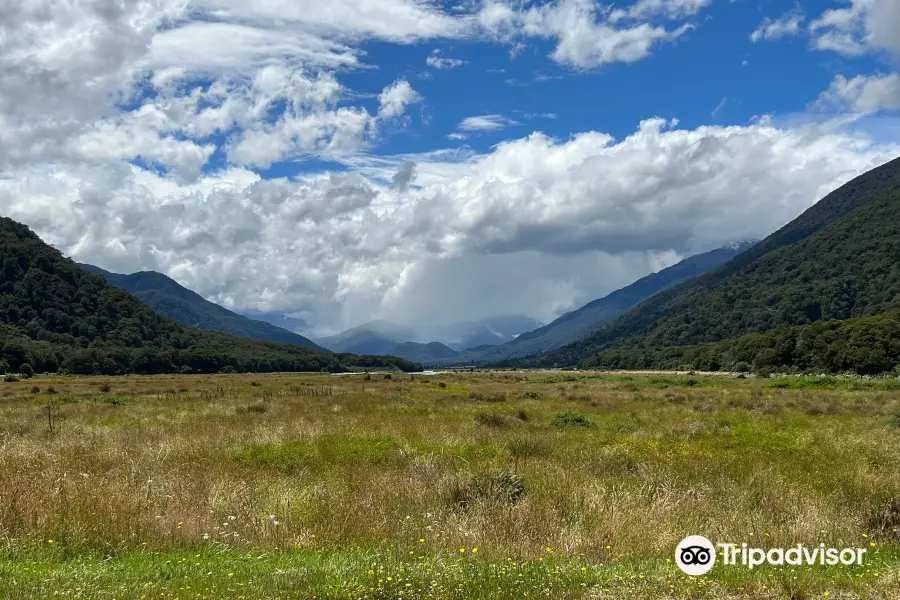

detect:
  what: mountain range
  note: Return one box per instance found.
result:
[80,265,325,351]
[437,242,755,365]
[502,155,900,374]
[313,316,544,362]
[4,156,900,376]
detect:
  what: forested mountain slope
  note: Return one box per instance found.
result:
[0,218,421,375]
[506,157,900,370]
[81,264,324,350]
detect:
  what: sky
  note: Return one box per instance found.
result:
[1,0,899,336]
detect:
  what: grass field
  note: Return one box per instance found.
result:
[2,370,900,599]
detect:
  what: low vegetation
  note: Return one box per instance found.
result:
[1,370,900,598]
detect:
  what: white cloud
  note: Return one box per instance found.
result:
[191,0,469,43]
[816,73,900,113]
[458,115,520,131]
[478,0,694,68]
[426,50,467,69]
[447,132,469,140]
[750,9,805,42]
[610,0,711,22]
[378,79,423,119]
[810,0,900,57]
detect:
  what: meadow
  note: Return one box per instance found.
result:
[2,370,900,599]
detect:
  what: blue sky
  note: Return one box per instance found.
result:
[323,0,892,162]
[1,0,899,333]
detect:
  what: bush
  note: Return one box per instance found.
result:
[467,391,507,402]
[734,361,752,373]
[384,374,392,380]
[4,374,19,383]
[518,390,544,400]
[474,411,512,428]
[220,365,237,374]
[364,374,371,381]
[46,386,57,394]
[552,411,595,428]
[19,364,34,378]
[250,381,262,387]
[507,437,547,462]
[450,470,525,508]
[30,386,40,394]
[99,382,111,392]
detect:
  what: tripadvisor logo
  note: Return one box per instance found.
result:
[674,535,868,576]
[675,535,716,576]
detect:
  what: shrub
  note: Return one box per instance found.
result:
[468,391,507,402]
[4,374,19,383]
[437,382,447,388]
[30,386,40,394]
[474,411,512,428]
[734,361,752,373]
[508,437,547,462]
[364,374,371,381]
[518,390,544,400]
[250,381,262,387]
[552,411,595,428]
[20,364,34,378]
[46,386,57,394]
[384,374,392,380]
[450,470,525,508]
[99,382,111,392]
[241,403,268,414]
[515,409,529,421]
[220,365,237,374]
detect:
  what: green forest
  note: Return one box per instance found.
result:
[0,218,421,375]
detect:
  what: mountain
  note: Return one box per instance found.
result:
[316,320,416,354]
[0,217,422,375]
[388,342,459,363]
[506,156,900,372]
[313,321,460,363]
[441,243,754,365]
[238,310,308,334]
[80,264,325,351]
[434,315,545,350]
[315,316,543,353]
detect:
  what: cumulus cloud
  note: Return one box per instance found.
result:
[378,80,423,119]
[750,9,805,42]
[810,0,900,57]
[478,0,695,68]
[816,73,900,113]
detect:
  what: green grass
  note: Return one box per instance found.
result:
[2,370,900,598]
